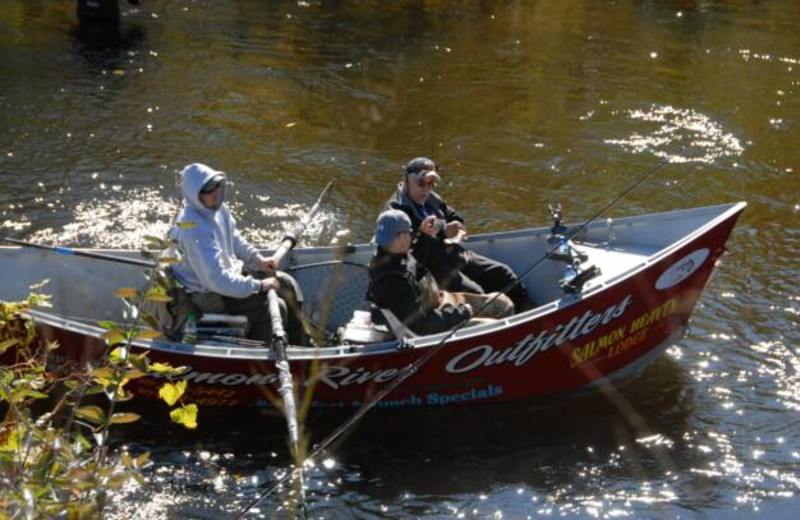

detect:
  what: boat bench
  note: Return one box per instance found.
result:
[195,313,249,339]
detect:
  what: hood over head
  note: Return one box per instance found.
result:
[181,163,227,211]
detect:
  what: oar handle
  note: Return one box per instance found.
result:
[271,234,296,270]
[1,237,155,268]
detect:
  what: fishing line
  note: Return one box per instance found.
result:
[234,107,740,518]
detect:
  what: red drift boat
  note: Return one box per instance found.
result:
[0,202,745,408]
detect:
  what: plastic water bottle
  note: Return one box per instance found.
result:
[607,218,616,244]
[564,263,577,285]
[557,236,570,257]
[184,311,198,343]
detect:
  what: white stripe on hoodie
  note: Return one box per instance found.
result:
[170,163,262,298]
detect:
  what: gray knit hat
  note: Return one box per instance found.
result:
[375,209,412,247]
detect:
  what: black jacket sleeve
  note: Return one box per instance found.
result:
[439,199,464,224]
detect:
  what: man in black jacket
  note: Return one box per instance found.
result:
[384,157,532,312]
[367,210,474,335]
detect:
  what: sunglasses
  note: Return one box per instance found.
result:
[413,178,437,189]
[200,179,224,194]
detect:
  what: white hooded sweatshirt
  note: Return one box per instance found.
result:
[170,163,262,298]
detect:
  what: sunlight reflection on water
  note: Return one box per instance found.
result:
[604,106,744,164]
[15,185,338,250]
[26,187,179,248]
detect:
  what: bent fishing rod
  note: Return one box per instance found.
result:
[234,107,741,518]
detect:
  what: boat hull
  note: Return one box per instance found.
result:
[32,204,744,408]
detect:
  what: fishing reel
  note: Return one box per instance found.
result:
[548,203,567,236]
[547,203,600,294]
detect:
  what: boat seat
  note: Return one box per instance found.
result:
[137,282,250,341]
[196,313,249,339]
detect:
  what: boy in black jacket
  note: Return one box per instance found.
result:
[368,210,473,335]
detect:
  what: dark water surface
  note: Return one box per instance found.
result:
[2,1,800,518]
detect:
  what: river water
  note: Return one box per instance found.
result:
[2,1,799,518]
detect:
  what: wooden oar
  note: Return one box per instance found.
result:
[264,180,333,517]
[1,237,156,268]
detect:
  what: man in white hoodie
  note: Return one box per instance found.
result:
[171,163,306,345]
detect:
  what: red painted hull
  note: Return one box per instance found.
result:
[33,206,743,409]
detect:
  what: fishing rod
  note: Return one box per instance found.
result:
[0,237,156,268]
[272,180,334,262]
[233,107,741,517]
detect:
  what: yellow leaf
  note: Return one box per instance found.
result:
[66,467,91,482]
[106,470,133,489]
[177,221,197,229]
[102,329,126,345]
[110,412,140,424]
[20,390,48,400]
[116,389,134,402]
[136,452,151,468]
[75,405,105,425]
[91,367,115,381]
[145,289,172,303]
[143,235,166,246]
[0,429,19,452]
[146,294,173,303]
[158,381,186,406]
[114,287,139,298]
[124,369,146,380]
[149,362,186,375]
[134,329,163,340]
[170,404,198,430]
[0,338,18,355]
[109,347,129,362]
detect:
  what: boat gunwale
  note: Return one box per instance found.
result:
[22,201,746,363]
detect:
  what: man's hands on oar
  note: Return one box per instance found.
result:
[258,255,279,277]
[259,277,280,294]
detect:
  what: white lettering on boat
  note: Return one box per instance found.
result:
[313,365,411,390]
[156,368,279,386]
[147,363,408,390]
[445,294,635,374]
